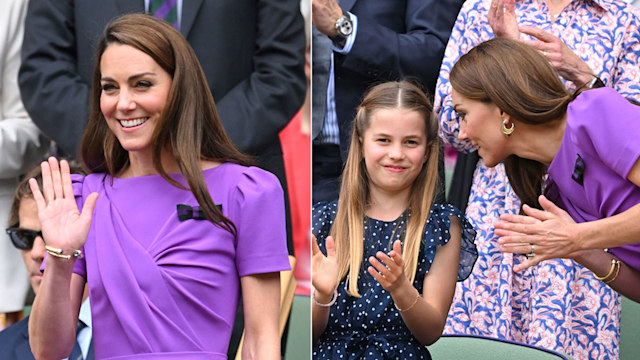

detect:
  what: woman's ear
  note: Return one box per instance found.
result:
[498,108,513,123]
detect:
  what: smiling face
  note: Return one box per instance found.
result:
[452,89,509,167]
[18,197,45,294]
[360,108,429,199]
[99,43,172,156]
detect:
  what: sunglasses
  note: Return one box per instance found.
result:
[5,227,43,250]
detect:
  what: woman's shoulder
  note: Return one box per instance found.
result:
[70,172,105,193]
[568,88,639,132]
[204,162,282,193]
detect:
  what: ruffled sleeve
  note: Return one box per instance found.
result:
[311,201,338,254]
[417,203,477,281]
[231,167,290,277]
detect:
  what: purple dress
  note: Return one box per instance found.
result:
[546,87,640,270]
[69,163,290,359]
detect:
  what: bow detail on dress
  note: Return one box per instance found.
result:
[176,204,223,221]
[571,153,585,186]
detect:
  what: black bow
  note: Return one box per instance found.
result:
[176,204,222,221]
[571,153,585,186]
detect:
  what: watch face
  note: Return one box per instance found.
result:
[336,16,353,37]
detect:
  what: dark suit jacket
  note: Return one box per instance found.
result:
[19,0,306,186]
[0,317,34,360]
[312,0,465,158]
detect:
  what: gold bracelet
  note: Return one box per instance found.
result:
[594,258,618,281]
[44,245,83,260]
[604,260,621,284]
[394,292,421,313]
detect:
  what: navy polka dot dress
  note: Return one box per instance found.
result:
[312,202,477,359]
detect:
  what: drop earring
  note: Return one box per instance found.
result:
[501,118,514,136]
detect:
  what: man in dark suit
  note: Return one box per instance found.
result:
[0,315,33,360]
[311,0,465,202]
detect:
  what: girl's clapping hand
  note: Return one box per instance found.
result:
[368,240,410,293]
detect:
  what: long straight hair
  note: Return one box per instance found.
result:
[332,81,440,297]
[450,38,573,210]
[80,14,251,234]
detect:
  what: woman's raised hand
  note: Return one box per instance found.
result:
[29,157,98,254]
[368,240,410,293]
[488,0,520,40]
[520,26,596,87]
[312,234,339,299]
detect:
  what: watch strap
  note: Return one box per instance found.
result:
[587,76,605,89]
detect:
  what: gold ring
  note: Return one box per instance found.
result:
[525,244,535,258]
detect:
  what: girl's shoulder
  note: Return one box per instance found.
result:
[312,201,338,236]
[312,201,338,221]
[427,203,465,221]
[423,203,478,281]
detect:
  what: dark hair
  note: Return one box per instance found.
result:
[79,14,251,234]
[333,80,440,297]
[450,38,573,210]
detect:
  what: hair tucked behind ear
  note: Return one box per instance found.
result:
[331,80,439,297]
[450,38,572,211]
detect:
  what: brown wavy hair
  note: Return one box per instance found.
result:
[449,38,573,211]
[332,81,440,297]
[79,14,251,234]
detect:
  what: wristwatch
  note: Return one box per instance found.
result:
[586,76,605,89]
[331,11,353,46]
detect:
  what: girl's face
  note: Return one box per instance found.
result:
[360,108,429,199]
[99,43,172,156]
[452,89,508,167]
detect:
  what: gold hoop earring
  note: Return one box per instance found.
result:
[501,118,514,136]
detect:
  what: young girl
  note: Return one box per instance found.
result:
[311,81,477,359]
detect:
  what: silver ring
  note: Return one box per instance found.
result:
[525,244,535,258]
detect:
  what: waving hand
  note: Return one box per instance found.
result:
[30,157,98,254]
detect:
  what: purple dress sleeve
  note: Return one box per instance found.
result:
[567,87,640,179]
[232,167,290,277]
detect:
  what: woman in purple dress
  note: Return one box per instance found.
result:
[449,37,640,303]
[27,14,290,359]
